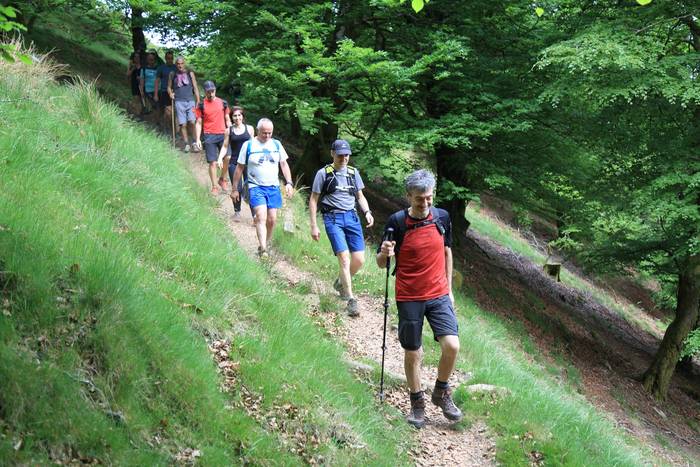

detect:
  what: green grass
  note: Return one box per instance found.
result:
[466,203,664,336]
[273,196,672,466]
[0,52,411,465]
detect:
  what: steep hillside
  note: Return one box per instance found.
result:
[6,8,699,465]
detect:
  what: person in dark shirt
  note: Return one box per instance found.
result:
[376,169,462,429]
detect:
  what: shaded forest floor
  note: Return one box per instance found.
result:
[461,198,700,461]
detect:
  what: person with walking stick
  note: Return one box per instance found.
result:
[376,169,462,429]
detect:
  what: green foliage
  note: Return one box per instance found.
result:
[681,328,700,360]
[0,5,29,63]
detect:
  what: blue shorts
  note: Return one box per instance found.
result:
[322,210,365,255]
[249,185,282,209]
[397,295,458,351]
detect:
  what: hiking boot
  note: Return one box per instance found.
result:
[346,298,359,317]
[431,384,462,421]
[184,144,191,153]
[406,393,426,428]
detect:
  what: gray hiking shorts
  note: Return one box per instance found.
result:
[175,100,196,125]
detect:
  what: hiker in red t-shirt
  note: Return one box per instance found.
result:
[194,81,232,195]
[376,169,462,429]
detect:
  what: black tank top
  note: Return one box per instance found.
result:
[130,65,141,95]
[229,126,252,161]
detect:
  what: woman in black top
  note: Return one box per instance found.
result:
[226,106,255,218]
[126,52,142,114]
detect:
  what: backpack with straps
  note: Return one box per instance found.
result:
[198,99,228,121]
[390,206,446,275]
[318,164,358,213]
[242,139,283,184]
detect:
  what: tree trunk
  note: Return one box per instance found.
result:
[642,254,700,399]
[434,143,470,246]
[130,5,146,53]
[298,118,337,185]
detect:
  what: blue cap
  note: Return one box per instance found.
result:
[331,139,351,155]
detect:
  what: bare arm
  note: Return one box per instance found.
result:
[309,192,321,241]
[355,190,374,227]
[195,118,202,145]
[230,163,245,203]
[190,71,200,105]
[445,246,454,304]
[279,160,293,198]
[167,71,174,98]
[217,132,230,168]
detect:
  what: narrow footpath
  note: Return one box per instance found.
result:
[181,152,497,466]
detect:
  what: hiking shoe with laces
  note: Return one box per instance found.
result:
[184,144,191,153]
[431,385,462,421]
[406,394,426,428]
[346,298,359,317]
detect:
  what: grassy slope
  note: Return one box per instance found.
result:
[0,54,410,464]
[276,195,670,466]
[7,10,694,466]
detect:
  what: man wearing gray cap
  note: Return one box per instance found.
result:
[309,139,374,317]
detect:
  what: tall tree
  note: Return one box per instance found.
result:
[536,1,700,399]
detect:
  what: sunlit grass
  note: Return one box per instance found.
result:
[0,50,411,465]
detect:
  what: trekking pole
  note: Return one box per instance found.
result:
[170,100,176,147]
[379,227,394,402]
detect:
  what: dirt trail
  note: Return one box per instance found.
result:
[182,153,496,466]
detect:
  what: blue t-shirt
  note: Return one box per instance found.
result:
[156,64,177,91]
[140,67,158,93]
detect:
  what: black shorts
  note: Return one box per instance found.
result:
[202,133,227,163]
[397,294,458,351]
[158,91,172,109]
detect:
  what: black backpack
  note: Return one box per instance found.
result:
[318,164,358,213]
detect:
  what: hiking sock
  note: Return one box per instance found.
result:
[410,391,424,401]
[435,379,449,390]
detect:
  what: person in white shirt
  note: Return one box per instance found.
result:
[230,118,293,257]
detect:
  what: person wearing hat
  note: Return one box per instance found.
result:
[194,80,232,195]
[309,139,374,317]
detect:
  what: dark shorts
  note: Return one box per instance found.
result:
[202,133,226,163]
[158,91,172,109]
[397,294,458,351]
[322,210,365,255]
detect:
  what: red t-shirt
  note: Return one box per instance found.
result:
[395,212,450,301]
[195,97,227,135]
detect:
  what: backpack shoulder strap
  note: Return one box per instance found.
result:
[390,209,409,276]
[245,140,252,165]
[273,138,281,152]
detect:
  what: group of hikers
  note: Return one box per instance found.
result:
[126,50,463,429]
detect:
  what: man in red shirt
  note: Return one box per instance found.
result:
[376,169,462,429]
[194,81,232,194]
